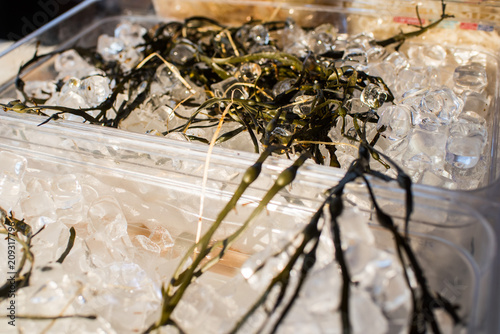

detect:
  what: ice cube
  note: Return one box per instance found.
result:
[453,63,487,93]
[116,47,141,71]
[211,77,248,100]
[88,196,129,242]
[453,49,481,65]
[377,104,412,140]
[97,34,125,61]
[407,45,426,68]
[369,259,412,331]
[51,174,83,210]
[333,35,348,52]
[421,169,457,189]
[80,76,112,106]
[134,235,161,254]
[402,128,447,170]
[236,62,262,82]
[300,262,341,314]
[155,63,176,90]
[292,95,313,117]
[272,78,296,97]
[23,80,58,100]
[282,21,309,57]
[21,187,57,224]
[367,62,396,87]
[277,306,322,334]
[418,87,463,127]
[171,78,206,104]
[22,263,79,314]
[55,49,87,72]
[350,289,389,334]
[384,51,409,72]
[452,111,487,146]
[45,89,90,115]
[422,45,448,67]
[306,24,337,55]
[367,45,387,62]
[313,23,338,39]
[97,34,141,71]
[361,83,387,109]
[445,111,488,169]
[462,91,490,117]
[31,220,70,261]
[342,48,368,67]
[169,43,196,65]
[171,281,216,331]
[114,21,147,47]
[149,226,175,252]
[347,32,375,50]
[333,144,358,169]
[394,68,427,95]
[339,206,374,245]
[445,136,483,169]
[249,25,270,45]
[86,262,161,332]
[54,49,102,79]
[345,98,370,114]
[284,42,309,58]
[426,65,455,88]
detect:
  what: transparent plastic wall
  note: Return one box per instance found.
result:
[0,113,495,333]
[1,0,499,194]
[0,0,499,331]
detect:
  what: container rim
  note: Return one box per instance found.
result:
[0,112,495,275]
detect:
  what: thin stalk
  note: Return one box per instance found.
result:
[196,102,233,245]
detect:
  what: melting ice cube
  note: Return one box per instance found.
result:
[361,83,388,109]
[377,104,412,141]
[453,63,487,93]
[445,136,483,169]
[417,87,463,128]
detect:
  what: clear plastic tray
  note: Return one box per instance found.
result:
[0,113,495,333]
[0,0,499,194]
[0,0,498,332]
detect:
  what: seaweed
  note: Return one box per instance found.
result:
[0,208,40,300]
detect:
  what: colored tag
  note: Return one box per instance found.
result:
[459,22,478,30]
[478,24,494,32]
[438,20,459,30]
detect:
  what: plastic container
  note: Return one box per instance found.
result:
[0,0,499,194]
[0,113,495,333]
[0,0,498,332]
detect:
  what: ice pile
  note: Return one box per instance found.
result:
[0,152,169,333]
[295,28,491,189]
[96,22,146,71]
[368,48,490,190]
[12,21,495,192]
[0,149,458,333]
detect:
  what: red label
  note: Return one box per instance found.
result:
[393,16,427,26]
[459,22,478,30]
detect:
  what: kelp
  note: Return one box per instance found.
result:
[0,208,39,300]
[0,1,461,333]
[0,209,77,297]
